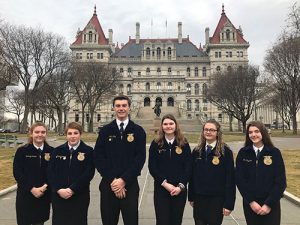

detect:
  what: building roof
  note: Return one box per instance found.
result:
[113,38,207,58]
[71,6,108,46]
[210,5,247,44]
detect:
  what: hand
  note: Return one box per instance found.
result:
[257,204,271,215]
[31,187,44,198]
[41,184,48,192]
[223,208,231,216]
[162,182,176,193]
[57,188,73,199]
[111,178,126,192]
[250,201,261,214]
[189,201,194,207]
[115,188,127,199]
[170,187,181,196]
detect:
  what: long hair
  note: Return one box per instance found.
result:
[155,114,186,148]
[195,119,226,156]
[28,122,48,144]
[245,121,274,147]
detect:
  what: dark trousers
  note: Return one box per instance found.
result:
[153,183,187,225]
[243,200,281,225]
[193,195,224,225]
[100,179,139,225]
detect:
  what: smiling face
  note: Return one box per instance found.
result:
[203,122,218,143]
[162,118,176,137]
[31,126,47,147]
[113,99,130,121]
[66,128,81,147]
[248,125,263,147]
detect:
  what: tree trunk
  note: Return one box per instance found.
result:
[57,107,63,135]
[88,111,94,132]
[292,113,297,134]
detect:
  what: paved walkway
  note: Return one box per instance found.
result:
[0,138,300,225]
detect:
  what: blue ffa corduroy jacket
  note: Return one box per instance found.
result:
[188,145,236,210]
[48,141,95,194]
[236,144,286,207]
[13,143,54,191]
[94,119,146,186]
[148,139,192,187]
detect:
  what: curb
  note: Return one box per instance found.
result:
[0,184,17,197]
[284,191,300,206]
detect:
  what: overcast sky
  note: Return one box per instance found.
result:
[0,0,294,67]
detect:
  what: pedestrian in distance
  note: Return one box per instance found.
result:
[236,121,286,225]
[13,122,54,225]
[48,122,95,225]
[148,114,192,225]
[94,95,146,225]
[188,119,236,225]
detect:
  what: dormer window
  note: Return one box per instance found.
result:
[226,29,230,40]
[146,48,150,58]
[157,47,161,59]
[88,31,93,42]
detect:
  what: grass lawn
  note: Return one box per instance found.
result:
[0,148,16,190]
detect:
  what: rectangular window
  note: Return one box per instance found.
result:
[100,53,104,59]
[215,52,218,58]
[90,53,93,59]
[87,53,89,59]
[97,53,100,59]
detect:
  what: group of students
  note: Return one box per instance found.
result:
[13,95,286,225]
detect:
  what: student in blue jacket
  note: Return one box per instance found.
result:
[13,122,53,225]
[94,95,146,225]
[236,121,286,225]
[148,114,192,225]
[188,119,235,225]
[48,122,95,225]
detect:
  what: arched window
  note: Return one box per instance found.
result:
[168,67,172,75]
[187,67,191,76]
[97,114,101,122]
[226,29,230,40]
[127,67,132,76]
[167,82,172,90]
[120,68,124,75]
[75,114,79,122]
[195,100,200,111]
[195,67,198,77]
[202,83,207,95]
[146,67,150,75]
[218,113,223,122]
[216,66,221,72]
[195,84,199,95]
[187,100,192,111]
[88,31,93,42]
[86,113,90,123]
[127,84,131,95]
[202,67,206,77]
[187,83,191,95]
[146,82,150,91]
[157,67,161,75]
[156,82,161,91]
[157,47,161,58]
[227,66,232,71]
[146,47,150,58]
[167,47,172,58]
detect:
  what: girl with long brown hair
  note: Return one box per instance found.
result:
[13,122,54,225]
[148,114,192,225]
[188,119,235,225]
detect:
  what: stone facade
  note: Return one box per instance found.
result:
[69,5,250,130]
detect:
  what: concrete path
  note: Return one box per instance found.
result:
[1,138,300,225]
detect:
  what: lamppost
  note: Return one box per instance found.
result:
[278,87,285,133]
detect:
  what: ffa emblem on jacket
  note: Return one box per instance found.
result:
[127,133,134,142]
[263,156,272,165]
[44,153,50,161]
[175,146,182,154]
[212,156,220,165]
[77,152,85,161]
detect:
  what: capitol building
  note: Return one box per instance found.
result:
[69,5,252,131]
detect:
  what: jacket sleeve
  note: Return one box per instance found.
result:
[47,148,58,192]
[148,140,166,184]
[120,127,146,185]
[181,142,192,186]
[188,150,196,202]
[93,128,115,183]
[223,147,236,211]
[235,149,255,204]
[264,148,286,207]
[13,148,33,191]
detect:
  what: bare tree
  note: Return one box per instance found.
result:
[0,23,70,132]
[206,65,260,133]
[70,61,119,132]
[1,90,25,131]
[264,3,300,134]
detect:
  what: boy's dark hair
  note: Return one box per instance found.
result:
[112,95,131,107]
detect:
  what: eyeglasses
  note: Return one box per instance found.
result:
[203,128,217,133]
